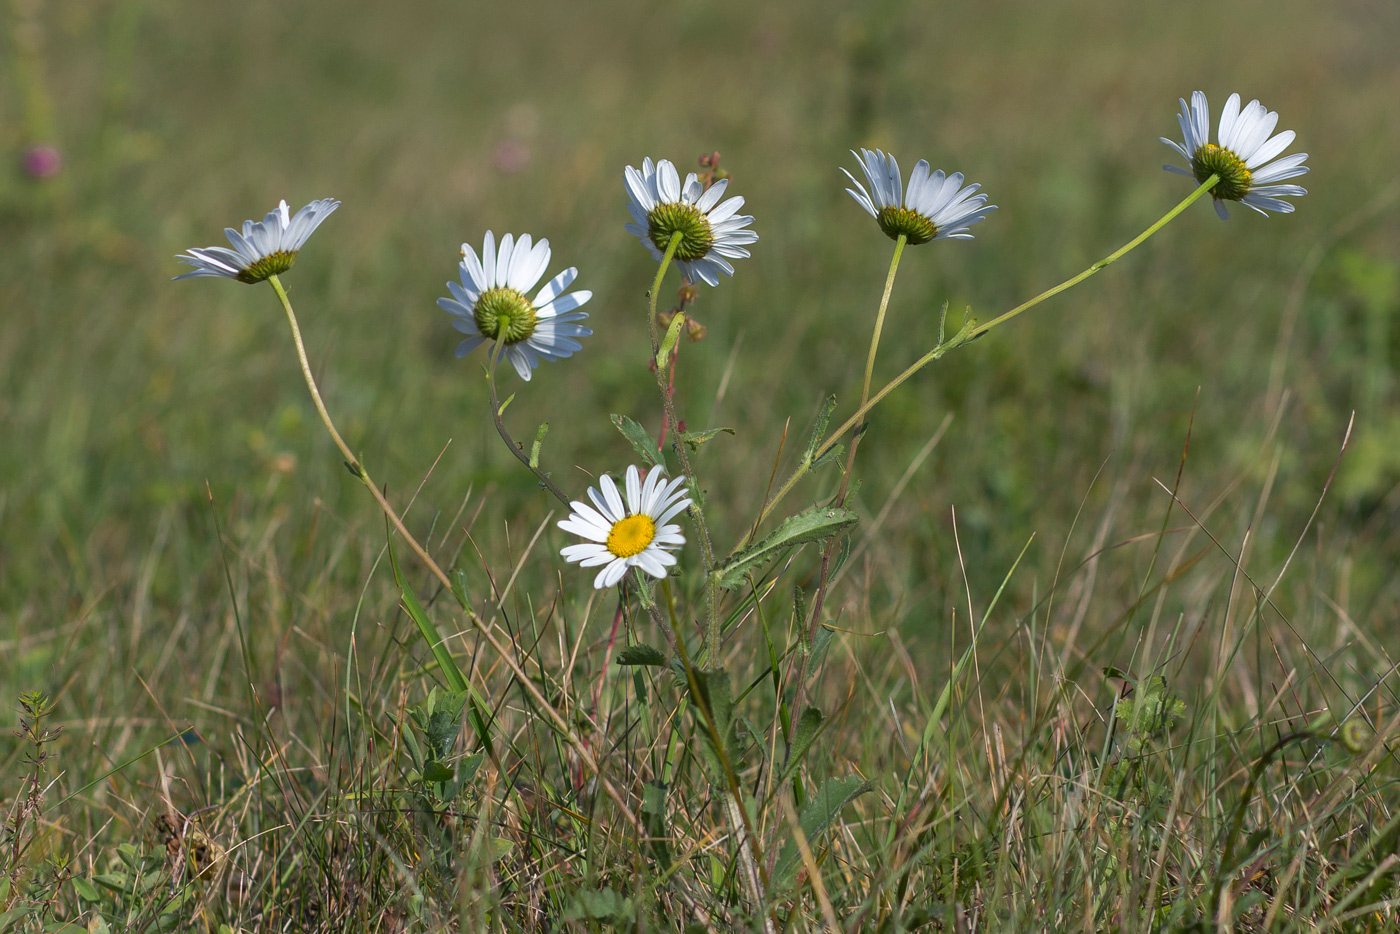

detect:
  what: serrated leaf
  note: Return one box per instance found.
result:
[774,775,872,884]
[411,687,468,760]
[803,395,837,464]
[715,505,859,590]
[680,426,735,451]
[617,644,667,667]
[688,669,740,784]
[779,707,825,784]
[611,414,662,469]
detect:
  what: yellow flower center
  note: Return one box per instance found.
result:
[875,206,937,245]
[606,514,656,558]
[1190,143,1253,202]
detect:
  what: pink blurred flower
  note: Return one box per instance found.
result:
[21,145,62,179]
[492,139,531,174]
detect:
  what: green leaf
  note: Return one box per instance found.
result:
[774,775,873,884]
[411,687,469,760]
[611,414,662,469]
[450,567,471,610]
[810,622,837,666]
[829,533,853,579]
[656,312,687,368]
[528,422,549,469]
[714,505,859,590]
[389,544,469,696]
[779,707,825,784]
[422,760,454,783]
[72,878,101,903]
[458,751,485,784]
[617,644,667,667]
[810,443,844,470]
[680,426,735,451]
[688,668,740,784]
[803,395,837,465]
[641,781,671,868]
[564,887,634,923]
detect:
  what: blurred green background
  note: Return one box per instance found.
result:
[2,0,1399,744]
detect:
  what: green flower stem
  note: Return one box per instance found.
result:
[265,274,649,840]
[648,231,722,660]
[486,342,571,506]
[962,174,1219,342]
[787,236,905,733]
[838,233,906,501]
[858,235,908,423]
[743,175,1220,545]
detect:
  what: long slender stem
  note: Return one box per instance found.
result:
[486,342,571,507]
[647,231,722,659]
[265,274,648,838]
[789,236,905,727]
[743,176,1220,543]
[835,234,906,506]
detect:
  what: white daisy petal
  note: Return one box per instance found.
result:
[596,560,628,589]
[840,150,994,245]
[625,156,758,287]
[174,198,339,282]
[1161,90,1308,220]
[559,465,691,590]
[599,473,626,521]
[435,231,592,379]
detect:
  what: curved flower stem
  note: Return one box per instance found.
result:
[743,175,1220,545]
[486,343,571,507]
[265,274,649,840]
[647,231,722,660]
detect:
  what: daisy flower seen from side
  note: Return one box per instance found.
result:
[174,198,340,282]
[1162,91,1309,219]
[624,158,758,286]
[437,231,593,381]
[842,149,995,244]
[558,465,690,589]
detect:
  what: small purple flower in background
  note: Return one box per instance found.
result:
[21,145,62,180]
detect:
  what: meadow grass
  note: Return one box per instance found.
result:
[3,0,1400,930]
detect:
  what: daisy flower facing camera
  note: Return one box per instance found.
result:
[559,465,690,589]
[842,149,995,244]
[438,231,593,381]
[1162,91,1309,219]
[174,198,340,283]
[625,158,758,286]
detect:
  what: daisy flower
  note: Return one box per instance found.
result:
[558,465,690,589]
[1162,91,1309,219]
[174,198,340,282]
[842,149,995,244]
[624,157,757,286]
[437,231,593,381]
